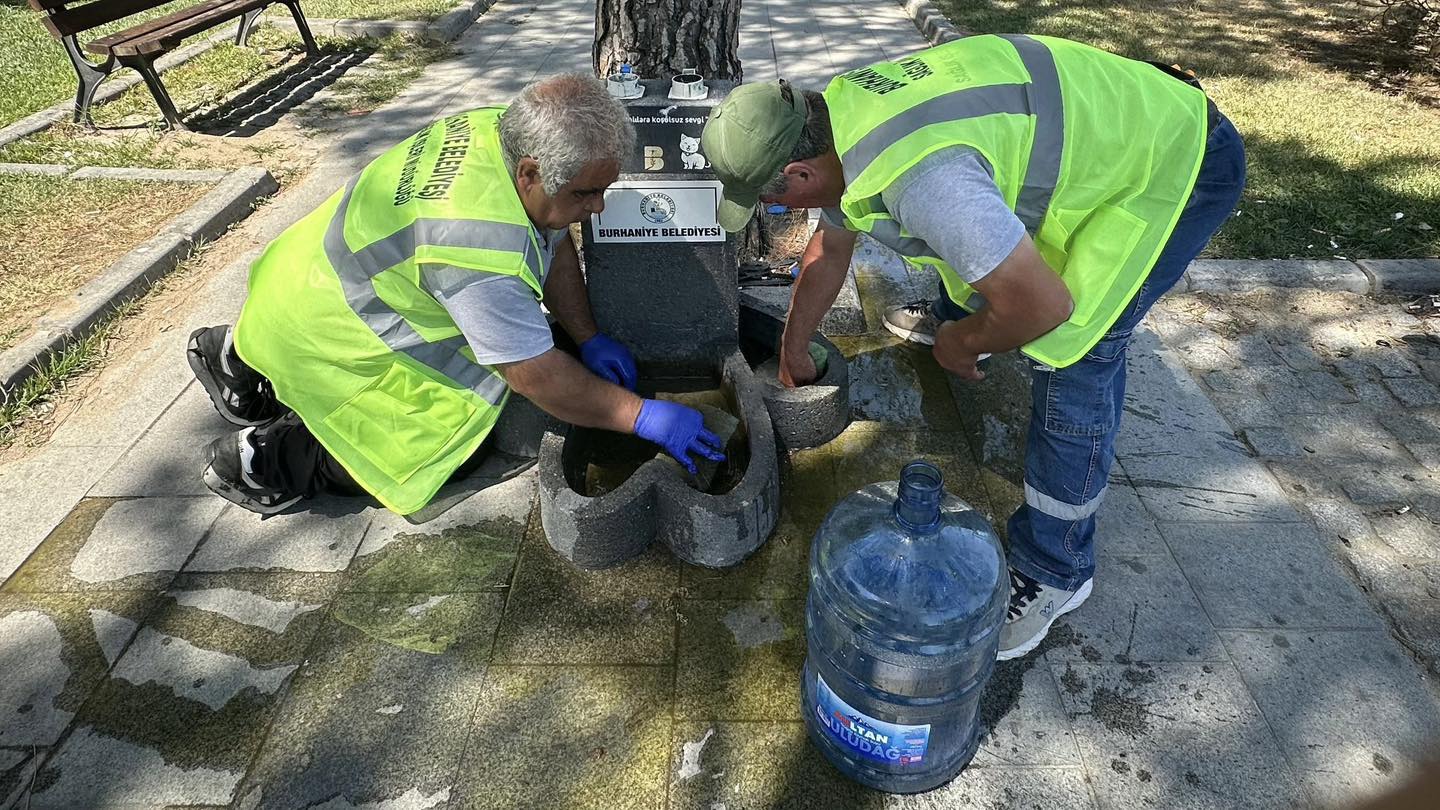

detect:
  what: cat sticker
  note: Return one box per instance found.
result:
[679,133,710,170]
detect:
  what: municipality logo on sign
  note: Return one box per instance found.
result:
[640,192,677,224]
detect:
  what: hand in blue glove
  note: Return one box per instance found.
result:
[580,332,638,390]
[633,399,726,475]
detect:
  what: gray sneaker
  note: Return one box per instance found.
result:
[996,567,1093,661]
[883,299,939,345]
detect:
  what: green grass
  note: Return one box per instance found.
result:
[933,0,1440,259]
[300,0,459,20]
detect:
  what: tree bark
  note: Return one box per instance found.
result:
[593,0,743,82]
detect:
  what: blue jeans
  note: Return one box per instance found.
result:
[936,115,1247,590]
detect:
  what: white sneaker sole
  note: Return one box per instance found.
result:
[996,578,1094,661]
[883,319,936,346]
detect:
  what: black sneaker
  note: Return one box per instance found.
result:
[187,325,282,427]
[202,429,303,515]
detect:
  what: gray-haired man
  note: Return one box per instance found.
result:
[185,73,725,516]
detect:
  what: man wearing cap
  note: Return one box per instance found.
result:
[701,35,1245,660]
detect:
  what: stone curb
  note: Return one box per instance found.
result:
[1182,258,1440,296]
[897,0,967,45]
[0,167,278,398]
[0,27,238,151]
[266,0,494,44]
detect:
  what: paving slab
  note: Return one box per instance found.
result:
[357,467,535,559]
[452,665,671,810]
[1221,629,1440,807]
[0,746,43,808]
[24,725,243,808]
[890,766,1100,809]
[235,591,503,810]
[828,425,990,516]
[1162,522,1381,630]
[675,599,806,721]
[667,721,883,809]
[492,529,679,665]
[184,501,370,573]
[0,446,112,583]
[0,591,154,748]
[1055,662,1306,809]
[1093,474,1167,556]
[1044,553,1226,664]
[974,654,1083,767]
[4,497,221,593]
[87,382,234,498]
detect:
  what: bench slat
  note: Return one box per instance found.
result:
[31,0,177,38]
[87,0,271,56]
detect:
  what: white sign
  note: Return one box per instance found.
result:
[591,180,726,243]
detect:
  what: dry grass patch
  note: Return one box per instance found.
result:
[0,175,211,352]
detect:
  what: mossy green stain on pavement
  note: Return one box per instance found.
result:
[346,525,519,594]
[332,591,483,655]
[675,599,806,722]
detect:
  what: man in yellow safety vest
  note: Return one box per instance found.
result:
[701,35,1245,659]
[186,73,725,517]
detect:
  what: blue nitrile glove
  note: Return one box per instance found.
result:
[633,399,726,475]
[579,333,638,390]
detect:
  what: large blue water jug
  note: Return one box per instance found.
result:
[802,460,1006,793]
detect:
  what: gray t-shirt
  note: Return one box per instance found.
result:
[424,227,569,366]
[825,146,1025,284]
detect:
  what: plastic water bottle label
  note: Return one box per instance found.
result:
[814,673,931,766]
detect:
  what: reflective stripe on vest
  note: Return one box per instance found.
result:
[840,34,1062,232]
[323,177,522,406]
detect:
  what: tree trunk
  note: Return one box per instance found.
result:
[593,0,743,82]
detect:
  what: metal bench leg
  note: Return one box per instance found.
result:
[120,56,186,131]
[279,1,320,57]
[237,8,266,48]
[61,35,112,126]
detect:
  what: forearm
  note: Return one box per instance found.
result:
[781,225,856,360]
[500,349,641,433]
[542,238,599,345]
[937,304,1063,357]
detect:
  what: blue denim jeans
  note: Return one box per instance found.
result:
[936,115,1247,590]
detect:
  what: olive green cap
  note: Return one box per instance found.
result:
[701,80,809,232]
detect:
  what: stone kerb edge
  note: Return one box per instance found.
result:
[898,0,967,46]
[0,167,279,397]
[267,0,494,44]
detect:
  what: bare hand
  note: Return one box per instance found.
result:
[778,347,818,388]
[933,321,986,381]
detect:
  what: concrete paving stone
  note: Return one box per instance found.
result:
[88,382,232,497]
[1187,258,1370,294]
[0,746,44,808]
[0,446,111,583]
[452,665,671,810]
[1055,662,1305,809]
[682,445,833,600]
[1265,459,1349,502]
[1162,522,1380,630]
[669,721,883,810]
[1239,427,1304,457]
[1087,475,1163,557]
[44,328,194,449]
[1221,629,1440,807]
[0,591,154,747]
[1404,442,1440,471]
[974,654,1083,767]
[492,531,679,665]
[358,467,535,559]
[1335,462,1437,506]
[234,592,503,810]
[1284,411,1412,466]
[184,500,371,573]
[1356,258,1440,294]
[1205,390,1284,430]
[1363,346,1424,379]
[1384,375,1440,407]
[1270,341,1326,372]
[1370,510,1440,560]
[1126,456,1302,524]
[1351,379,1402,409]
[829,425,990,513]
[893,766,1101,809]
[675,599,806,721]
[1044,553,1226,663]
[24,725,244,808]
[4,497,214,593]
[1298,369,1360,404]
[1304,498,1376,545]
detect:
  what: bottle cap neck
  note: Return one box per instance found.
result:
[894,461,942,533]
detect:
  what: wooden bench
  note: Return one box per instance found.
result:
[28,0,320,130]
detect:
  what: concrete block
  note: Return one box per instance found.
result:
[1221,629,1440,807]
[1055,662,1305,809]
[1270,340,1326,372]
[1161,522,1381,629]
[1384,376,1440,407]
[184,501,370,573]
[1239,427,1304,457]
[1047,553,1226,663]
[0,591,154,747]
[234,591,502,810]
[492,532,677,665]
[675,599,805,721]
[1304,498,1375,544]
[0,447,110,583]
[1357,259,1440,294]
[452,666,671,810]
[1298,369,1359,403]
[1185,259,1370,294]
[743,307,850,449]
[66,497,225,587]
